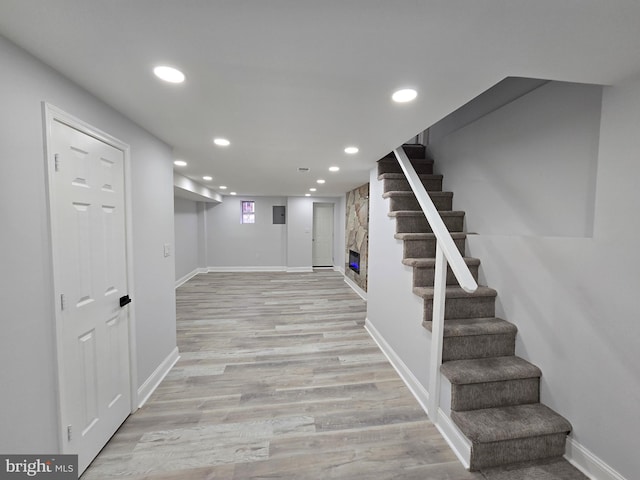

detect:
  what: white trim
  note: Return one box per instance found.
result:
[334,265,345,274]
[286,266,314,273]
[565,437,629,480]
[364,318,472,470]
[43,103,139,451]
[434,408,472,470]
[208,266,287,273]
[344,275,367,301]
[137,347,180,408]
[364,319,429,412]
[175,268,206,288]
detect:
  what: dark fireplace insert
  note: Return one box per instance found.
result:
[349,249,360,274]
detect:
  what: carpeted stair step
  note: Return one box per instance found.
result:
[451,403,572,470]
[403,257,480,287]
[423,317,517,361]
[379,173,443,193]
[441,356,541,411]
[395,232,467,258]
[380,144,428,160]
[415,285,497,320]
[383,190,453,211]
[389,210,465,234]
[377,157,434,176]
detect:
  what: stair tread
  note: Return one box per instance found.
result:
[423,317,517,336]
[451,404,571,443]
[414,285,497,299]
[441,356,541,384]
[395,232,467,240]
[389,210,465,217]
[403,257,480,267]
[378,173,443,181]
[382,190,453,198]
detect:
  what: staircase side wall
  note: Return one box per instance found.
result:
[430,79,639,480]
[366,167,430,392]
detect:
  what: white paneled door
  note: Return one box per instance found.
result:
[312,203,334,267]
[49,114,132,474]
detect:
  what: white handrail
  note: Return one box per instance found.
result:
[393,146,478,421]
[393,148,478,293]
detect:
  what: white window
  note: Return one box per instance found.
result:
[241,200,255,224]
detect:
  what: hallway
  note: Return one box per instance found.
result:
[81,271,480,479]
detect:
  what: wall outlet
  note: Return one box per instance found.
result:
[163,243,171,257]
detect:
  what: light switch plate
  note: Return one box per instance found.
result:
[163,243,171,257]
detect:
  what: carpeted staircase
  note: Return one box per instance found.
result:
[377,145,573,472]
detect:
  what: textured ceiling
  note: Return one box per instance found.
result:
[2,1,640,197]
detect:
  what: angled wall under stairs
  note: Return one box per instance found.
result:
[377,145,572,471]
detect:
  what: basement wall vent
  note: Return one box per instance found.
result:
[298,167,310,173]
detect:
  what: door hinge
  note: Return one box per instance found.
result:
[54,154,60,172]
[67,425,72,442]
[60,293,65,311]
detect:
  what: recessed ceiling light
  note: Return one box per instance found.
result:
[214,138,230,146]
[203,176,212,181]
[329,166,340,172]
[344,147,359,154]
[219,185,228,190]
[173,160,187,167]
[153,66,185,84]
[309,188,317,192]
[305,193,311,197]
[317,179,325,184]
[229,192,237,195]
[392,88,418,103]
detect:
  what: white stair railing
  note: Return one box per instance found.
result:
[393,147,478,421]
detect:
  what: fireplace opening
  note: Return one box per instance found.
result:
[349,250,360,274]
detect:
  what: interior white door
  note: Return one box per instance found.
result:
[50,118,131,473]
[312,203,334,266]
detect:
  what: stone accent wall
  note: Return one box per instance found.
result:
[345,183,369,291]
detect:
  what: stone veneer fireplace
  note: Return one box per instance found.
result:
[345,183,369,291]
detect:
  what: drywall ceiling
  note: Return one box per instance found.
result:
[1,1,640,197]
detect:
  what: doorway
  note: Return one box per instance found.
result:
[312,203,334,267]
[45,105,135,474]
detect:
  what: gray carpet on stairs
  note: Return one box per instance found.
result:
[481,457,589,480]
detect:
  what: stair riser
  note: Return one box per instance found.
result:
[381,145,427,160]
[469,434,568,471]
[413,264,479,287]
[388,194,453,212]
[403,238,466,258]
[378,159,433,176]
[395,215,464,234]
[383,177,443,193]
[450,378,540,412]
[442,334,516,362]
[424,296,495,320]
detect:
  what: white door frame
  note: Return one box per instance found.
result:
[43,103,139,453]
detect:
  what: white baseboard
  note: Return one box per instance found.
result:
[137,347,180,408]
[207,266,287,273]
[364,319,429,412]
[364,318,472,469]
[344,275,367,300]
[175,268,206,288]
[565,437,628,480]
[334,265,345,274]
[434,408,472,469]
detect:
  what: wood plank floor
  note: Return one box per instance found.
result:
[82,271,483,480]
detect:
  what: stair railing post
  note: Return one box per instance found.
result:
[428,241,447,421]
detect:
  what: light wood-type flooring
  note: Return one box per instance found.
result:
[82,271,483,480]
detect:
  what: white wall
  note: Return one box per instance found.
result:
[207,196,288,268]
[366,168,430,386]
[429,79,639,479]
[174,197,200,280]
[0,36,177,453]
